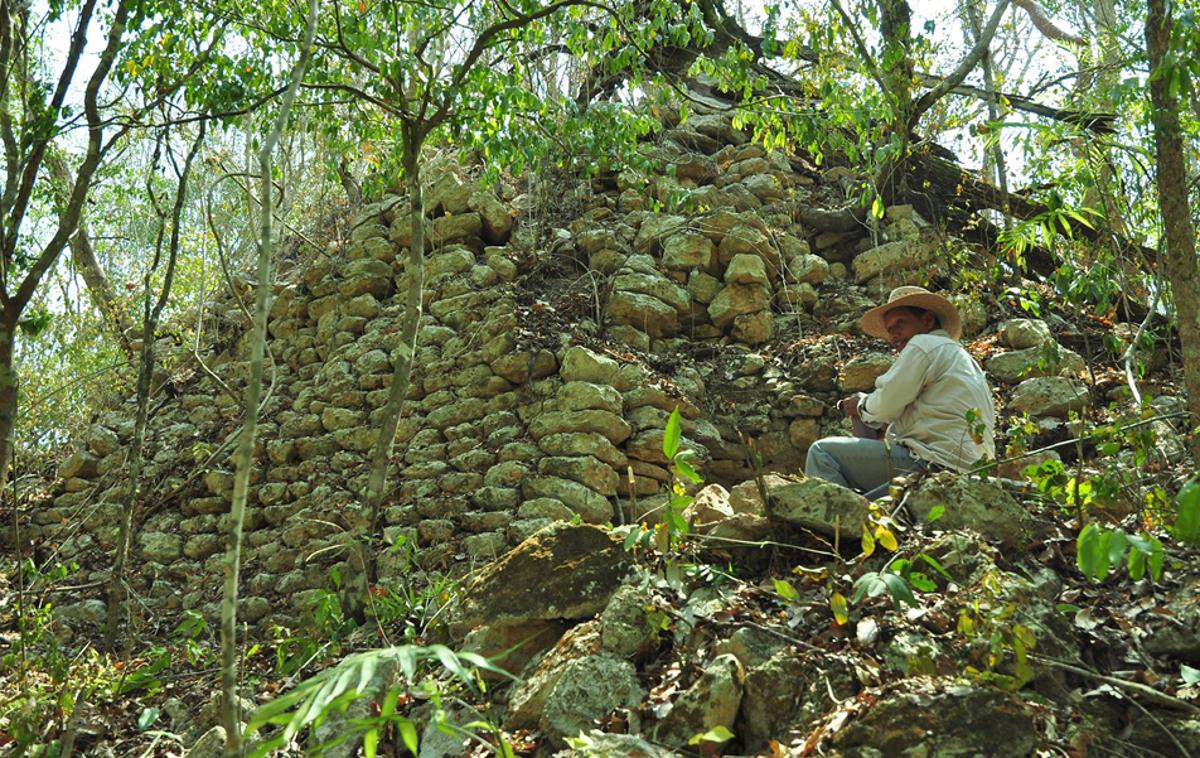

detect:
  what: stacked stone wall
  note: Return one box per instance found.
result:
[29,111,1010,630]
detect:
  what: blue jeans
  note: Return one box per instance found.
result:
[804,437,927,499]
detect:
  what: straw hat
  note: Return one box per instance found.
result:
[859,286,962,341]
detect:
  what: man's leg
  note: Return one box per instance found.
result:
[805,437,924,494]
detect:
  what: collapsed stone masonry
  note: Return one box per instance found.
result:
[32,110,1100,631]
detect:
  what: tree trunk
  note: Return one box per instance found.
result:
[876,0,914,206]
[349,121,426,622]
[0,319,17,487]
[46,153,136,358]
[1146,0,1200,465]
[220,3,317,753]
[104,124,204,652]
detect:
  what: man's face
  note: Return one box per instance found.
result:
[883,308,936,350]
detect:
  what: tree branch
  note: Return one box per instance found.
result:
[1012,0,1084,46]
[911,0,1013,124]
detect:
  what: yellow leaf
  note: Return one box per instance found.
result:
[875,525,898,551]
[861,524,875,558]
[830,592,849,625]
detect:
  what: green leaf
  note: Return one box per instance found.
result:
[1106,529,1128,566]
[830,592,849,625]
[674,455,703,484]
[136,706,160,731]
[1056,603,1083,614]
[927,504,945,523]
[908,571,937,592]
[773,578,799,602]
[399,719,419,754]
[1077,523,1104,581]
[880,572,917,607]
[363,728,379,758]
[917,553,952,580]
[1173,479,1200,546]
[663,407,682,459]
[1182,664,1200,685]
[688,726,735,745]
[870,194,885,219]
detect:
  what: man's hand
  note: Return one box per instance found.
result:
[838,392,866,418]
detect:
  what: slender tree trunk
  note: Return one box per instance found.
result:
[350,122,426,621]
[220,3,317,753]
[965,0,1009,205]
[104,125,204,652]
[46,153,135,358]
[1146,0,1200,465]
[876,0,914,206]
[69,227,135,358]
[0,319,17,487]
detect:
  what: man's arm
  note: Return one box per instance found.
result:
[859,343,932,424]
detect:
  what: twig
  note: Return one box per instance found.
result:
[1121,687,1194,758]
[689,531,840,560]
[1031,655,1200,716]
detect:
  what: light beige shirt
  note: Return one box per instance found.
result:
[859,330,996,471]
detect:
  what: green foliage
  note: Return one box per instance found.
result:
[245,644,513,757]
[1076,523,1164,583]
[955,571,1037,691]
[1173,478,1200,546]
[852,569,917,608]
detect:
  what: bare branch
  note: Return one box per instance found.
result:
[911,0,1014,124]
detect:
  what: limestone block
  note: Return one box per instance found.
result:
[732,310,773,344]
[484,461,531,489]
[787,418,820,450]
[473,486,521,511]
[708,282,770,330]
[425,172,473,215]
[832,681,1036,758]
[538,456,620,496]
[490,349,557,384]
[468,190,514,244]
[518,498,575,521]
[339,258,394,299]
[742,172,784,201]
[724,253,770,286]
[662,231,715,271]
[320,407,363,432]
[686,270,723,305]
[606,291,679,338]
[838,352,894,392]
[426,398,488,429]
[58,450,99,480]
[717,223,779,273]
[452,523,629,636]
[764,474,869,539]
[987,345,1085,384]
[522,476,612,523]
[634,214,687,254]
[612,271,690,313]
[787,253,830,285]
[417,519,456,546]
[139,532,183,563]
[1009,377,1089,417]
[906,473,1031,550]
[852,238,936,283]
[85,425,120,457]
[538,655,643,748]
[1000,318,1054,349]
[529,409,632,446]
[559,346,619,385]
[653,653,744,748]
[464,532,508,560]
[557,381,623,414]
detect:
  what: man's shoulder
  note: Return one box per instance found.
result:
[905,331,958,351]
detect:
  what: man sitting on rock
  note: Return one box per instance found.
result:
[805,286,996,498]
